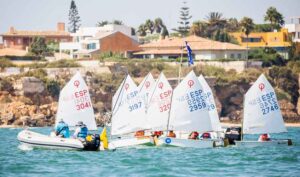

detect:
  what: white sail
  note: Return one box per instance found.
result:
[56,72,97,130]
[147,72,173,131]
[111,75,148,135]
[168,71,213,133]
[243,74,287,134]
[198,75,222,132]
[138,72,155,108]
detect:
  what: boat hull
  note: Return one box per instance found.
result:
[235,139,292,147]
[109,136,151,149]
[17,130,84,150]
[161,137,216,148]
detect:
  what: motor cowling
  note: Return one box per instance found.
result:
[225,127,241,145]
[83,134,100,151]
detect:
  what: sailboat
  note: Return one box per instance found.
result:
[161,70,217,148]
[109,75,151,149]
[235,74,292,147]
[17,72,99,150]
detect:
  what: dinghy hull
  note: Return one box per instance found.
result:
[162,137,216,148]
[18,130,84,150]
[235,139,292,147]
[109,136,151,149]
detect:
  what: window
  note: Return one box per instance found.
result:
[230,53,235,59]
[242,37,261,43]
[17,38,22,44]
[237,53,242,59]
[87,43,96,50]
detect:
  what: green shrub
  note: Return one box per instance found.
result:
[46,80,60,98]
[0,77,14,92]
[23,68,48,80]
[46,59,81,68]
[0,58,15,68]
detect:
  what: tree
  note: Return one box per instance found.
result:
[68,0,81,33]
[226,18,240,32]
[190,21,208,37]
[205,12,227,38]
[173,1,192,37]
[112,20,123,25]
[97,21,109,27]
[138,24,147,36]
[240,17,254,62]
[29,37,48,56]
[264,7,284,30]
[161,26,169,39]
[145,19,154,34]
[154,18,163,33]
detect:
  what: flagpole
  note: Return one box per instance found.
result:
[178,36,185,85]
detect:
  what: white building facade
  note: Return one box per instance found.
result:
[285,17,300,43]
[59,24,137,59]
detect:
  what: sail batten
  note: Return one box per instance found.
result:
[243,74,287,134]
[56,72,97,130]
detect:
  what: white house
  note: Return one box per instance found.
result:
[59,24,137,59]
[285,17,300,43]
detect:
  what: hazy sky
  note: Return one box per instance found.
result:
[0,0,299,34]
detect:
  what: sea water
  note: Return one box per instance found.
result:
[1,127,299,177]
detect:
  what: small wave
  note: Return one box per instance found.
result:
[18,144,33,151]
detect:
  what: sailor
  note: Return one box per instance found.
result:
[73,121,88,140]
[200,132,211,139]
[258,133,271,141]
[135,130,145,137]
[152,131,163,137]
[55,119,70,138]
[167,130,176,138]
[188,131,199,140]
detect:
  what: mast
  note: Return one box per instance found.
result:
[241,96,245,141]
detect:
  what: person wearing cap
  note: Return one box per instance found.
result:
[258,133,271,141]
[188,131,199,140]
[55,119,70,138]
[73,121,88,139]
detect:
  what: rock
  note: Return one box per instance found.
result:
[2,113,15,125]
[22,77,45,94]
[32,113,45,120]
[229,94,243,105]
[220,117,230,122]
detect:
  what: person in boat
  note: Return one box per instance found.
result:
[188,131,199,140]
[152,131,163,138]
[135,130,145,137]
[258,133,271,141]
[55,119,70,138]
[200,132,211,139]
[73,121,88,140]
[167,130,176,138]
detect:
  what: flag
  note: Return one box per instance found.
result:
[100,127,108,150]
[185,41,193,66]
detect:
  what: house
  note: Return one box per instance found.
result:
[134,35,247,60]
[285,17,300,43]
[230,29,291,59]
[59,24,138,59]
[1,23,71,50]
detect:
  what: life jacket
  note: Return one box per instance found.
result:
[202,132,211,139]
[78,126,88,138]
[153,131,163,137]
[190,132,199,139]
[261,134,270,141]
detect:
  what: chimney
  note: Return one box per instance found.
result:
[9,26,15,33]
[57,22,65,32]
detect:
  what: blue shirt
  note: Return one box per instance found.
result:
[55,122,70,138]
[78,126,88,139]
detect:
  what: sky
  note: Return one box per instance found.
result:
[0,0,299,34]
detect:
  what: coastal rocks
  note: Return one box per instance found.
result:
[279,100,299,122]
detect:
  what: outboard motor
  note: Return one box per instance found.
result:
[83,134,100,151]
[225,127,241,145]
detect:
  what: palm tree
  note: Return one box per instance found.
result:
[154,18,164,33]
[145,19,154,34]
[97,21,109,27]
[264,7,284,31]
[240,17,255,64]
[112,20,123,25]
[161,25,169,39]
[190,21,208,37]
[205,12,227,38]
[138,24,147,36]
[226,18,240,32]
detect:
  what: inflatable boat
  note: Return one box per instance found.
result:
[17,129,84,150]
